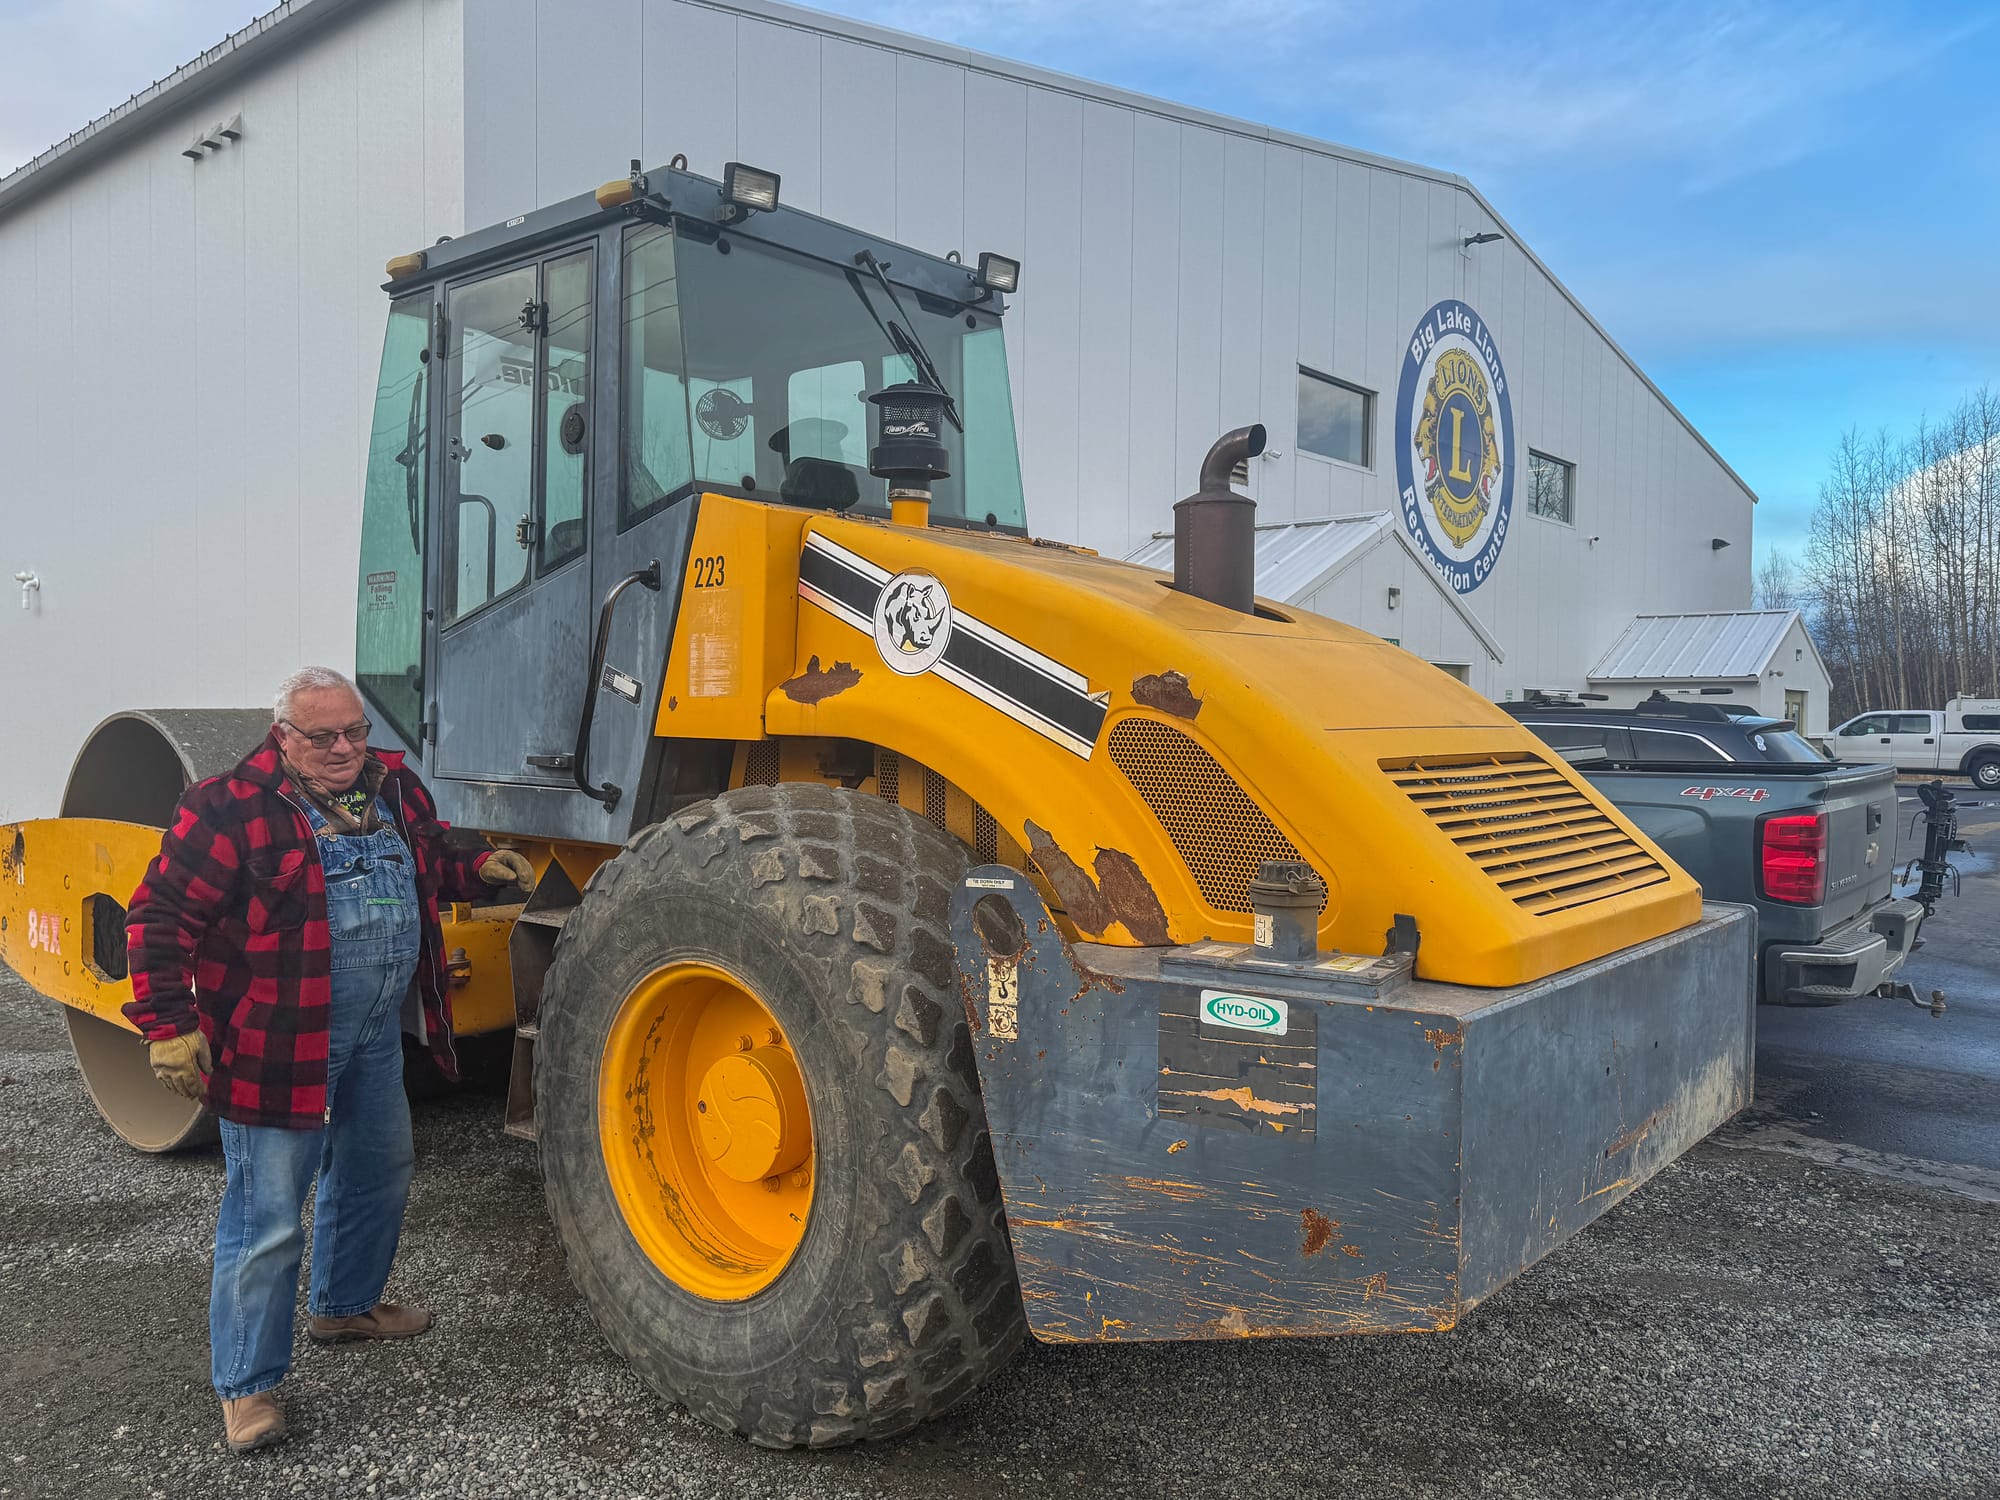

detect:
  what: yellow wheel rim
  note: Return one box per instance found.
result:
[599,962,815,1300]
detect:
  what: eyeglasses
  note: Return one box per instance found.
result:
[282,718,373,751]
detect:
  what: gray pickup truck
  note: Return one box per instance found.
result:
[1510,698,1923,1005]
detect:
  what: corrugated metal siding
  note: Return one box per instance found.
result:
[0,0,1759,818]
[1588,611,1798,682]
[0,0,461,821]
[458,0,1755,714]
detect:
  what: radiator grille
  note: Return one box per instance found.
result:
[875,748,900,806]
[1108,719,1318,914]
[1381,751,1670,916]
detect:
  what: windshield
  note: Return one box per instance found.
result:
[623,223,1025,530]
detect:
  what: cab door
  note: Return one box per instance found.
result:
[1881,712,1940,770]
[430,247,597,789]
[1828,714,1894,765]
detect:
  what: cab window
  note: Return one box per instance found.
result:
[1522,723,1633,760]
[539,249,594,572]
[439,246,596,620]
[620,223,695,528]
[354,293,433,748]
[1841,715,1891,736]
[1629,728,1728,763]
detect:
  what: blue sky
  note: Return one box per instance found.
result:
[4,0,1993,565]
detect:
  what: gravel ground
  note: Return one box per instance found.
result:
[3,967,1997,1500]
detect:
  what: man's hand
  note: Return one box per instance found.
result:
[149,1031,211,1101]
[479,850,536,889]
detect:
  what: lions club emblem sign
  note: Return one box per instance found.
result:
[873,571,953,675]
[1395,299,1514,594]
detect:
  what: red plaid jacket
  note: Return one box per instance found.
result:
[124,730,492,1130]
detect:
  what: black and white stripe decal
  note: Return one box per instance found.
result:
[798,533,1107,759]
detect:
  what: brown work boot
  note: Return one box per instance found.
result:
[307,1301,433,1344]
[221,1390,288,1454]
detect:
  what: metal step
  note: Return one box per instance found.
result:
[502,899,578,1142]
[515,903,578,929]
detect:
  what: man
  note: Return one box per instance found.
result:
[124,667,534,1454]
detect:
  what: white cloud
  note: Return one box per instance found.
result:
[1270,4,1972,191]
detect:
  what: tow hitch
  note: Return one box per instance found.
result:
[1874,979,1947,1017]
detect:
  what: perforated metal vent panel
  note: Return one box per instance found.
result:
[1381,751,1670,916]
[743,741,780,786]
[1107,719,1316,914]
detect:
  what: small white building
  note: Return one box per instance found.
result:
[0,0,1758,818]
[1585,611,1833,737]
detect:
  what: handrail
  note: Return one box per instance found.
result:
[572,559,661,811]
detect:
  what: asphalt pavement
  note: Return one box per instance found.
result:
[1726,785,2000,1198]
[2,795,1998,1500]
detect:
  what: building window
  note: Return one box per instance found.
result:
[1297,368,1372,467]
[1528,450,1574,524]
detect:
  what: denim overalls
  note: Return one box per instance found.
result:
[210,795,423,1400]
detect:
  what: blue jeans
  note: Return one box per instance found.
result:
[210,810,421,1399]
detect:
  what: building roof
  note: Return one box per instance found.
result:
[0,0,1754,508]
[1588,611,1805,683]
[1128,513,1505,662]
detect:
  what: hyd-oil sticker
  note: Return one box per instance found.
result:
[1199,990,1288,1037]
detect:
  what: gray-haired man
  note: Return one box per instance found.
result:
[126,667,533,1452]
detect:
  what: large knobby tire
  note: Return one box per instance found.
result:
[535,782,1027,1447]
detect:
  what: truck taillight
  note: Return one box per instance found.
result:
[1759,812,1827,905]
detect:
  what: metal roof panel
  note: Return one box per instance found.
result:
[1126,514,1391,603]
[1588,611,1798,682]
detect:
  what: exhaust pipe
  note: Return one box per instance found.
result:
[1172,423,1265,614]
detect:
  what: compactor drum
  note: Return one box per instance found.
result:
[0,164,1754,1446]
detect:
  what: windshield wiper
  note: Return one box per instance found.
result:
[397,373,425,551]
[849,251,962,431]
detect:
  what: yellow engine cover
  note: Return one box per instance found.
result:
[659,496,1700,987]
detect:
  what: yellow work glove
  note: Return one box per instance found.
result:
[149,1031,211,1101]
[479,850,536,889]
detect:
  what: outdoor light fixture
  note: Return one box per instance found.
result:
[720,161,781,220]
[974,251,1021,296]
[1461,230,1504,248]
[1711,537,1731,550]
[13,571,40,610]
[1387,586,1402,610]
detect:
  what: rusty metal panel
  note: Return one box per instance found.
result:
[1455,901,1758,1305]
[951,870,1753,1345]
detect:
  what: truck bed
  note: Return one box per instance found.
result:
[1559,755,1913,1003]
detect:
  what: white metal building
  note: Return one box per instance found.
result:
[0,0,1757,819]
[1586,611,1833,738]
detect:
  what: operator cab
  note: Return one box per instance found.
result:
[351,163,1024,841]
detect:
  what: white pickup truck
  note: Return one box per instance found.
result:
[1823,698,2000,788]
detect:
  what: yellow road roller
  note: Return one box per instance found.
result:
[0,163,1753,1448]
